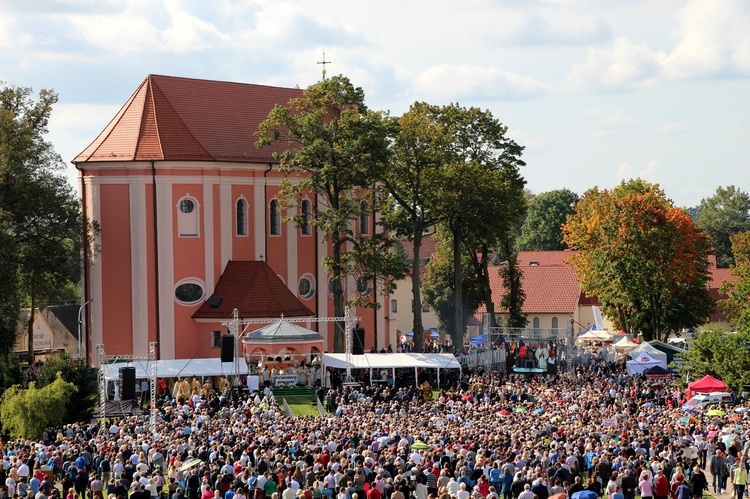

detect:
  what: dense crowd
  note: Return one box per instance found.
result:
[2,363,749,499]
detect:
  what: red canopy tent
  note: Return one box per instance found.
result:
[687,375,727,396]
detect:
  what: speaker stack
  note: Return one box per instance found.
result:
[119,366,136,400]
[352,328,365,355]
[221,335,235,362]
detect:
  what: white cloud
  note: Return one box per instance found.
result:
[566,0,750,91]
[66,13,162,53]
[510,130,566,151]
[615,160,660,184]
[566,36,666,91]
[596,112,637,130]
[664,0,750,79]
[653,122,688,135]
[486,8,611,46]
[161,2,228,52]
[585,107,637,137]
[48,102,122,163]
[414,64,548,102]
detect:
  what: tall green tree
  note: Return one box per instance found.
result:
[0,372,77,439]
[563,179,713,341]
[679,329,750,391]
[256,75,407,352]
[421,233,484,349]
[379,102,452,352]
[517,188,579,251]
[431,105,526,341]
[497,234,527,328]
[1,83,83,365]
[719,231,750,332]
[694,186,750,268]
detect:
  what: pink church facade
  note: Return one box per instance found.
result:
[74,75,391,365]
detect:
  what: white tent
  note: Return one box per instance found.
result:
[626,343,667,375]
[321,353,461,385]
[103,358,248,381]
[627,342,667,363]
[577,329,613,342]
[322,353,460,370]
[612,336,639,352]
[626,353,666,375]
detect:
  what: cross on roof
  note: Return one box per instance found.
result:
[317,51,331,80]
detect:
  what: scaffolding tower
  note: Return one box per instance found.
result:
[96,341,158,432]
[481,317,576,373]
[222,306,360,383]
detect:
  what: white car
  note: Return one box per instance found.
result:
[683,392,734,410]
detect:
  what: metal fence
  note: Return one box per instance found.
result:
[316,396,327,417]
[281,397,295,419]
[457,326,576,372]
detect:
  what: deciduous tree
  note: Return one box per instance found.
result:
[1,83,83,364]
[421,233,484,349]
[563,179,713,341]
[256,76,406,352]
[517,188,579,251]
[0,372,77,439]
[719,231,750,331]
[379,102,452,352]
[428,105,525,341]
[694,186,750,268]
[497,234,527,328]
[679,329,750,391]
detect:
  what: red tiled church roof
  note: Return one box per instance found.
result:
[481,265,582,315]
[193,261,313,320]
[400,236,439,261]
[517,250,576,267]
[708,267,738,322]
[74,74,302,164]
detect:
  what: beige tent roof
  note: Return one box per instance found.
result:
[577,329,613,342]
[612,336,639,351]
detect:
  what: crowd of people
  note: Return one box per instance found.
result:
[2,362,749,499]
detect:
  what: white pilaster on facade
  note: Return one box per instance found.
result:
[374,209,388,349]
[88,178,104,367]
[316,194,329,351]
[219,183,232,270]
[286,205,297,297]
[253,181,265,260]
[129,182,149,355]
[155,181,175,359]
[203,183,215,296]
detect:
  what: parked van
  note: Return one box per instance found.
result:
[683,392,734,410]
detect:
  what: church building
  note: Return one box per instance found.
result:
[74,74,389,365]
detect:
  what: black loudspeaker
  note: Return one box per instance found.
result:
[221,335,235,362]
[352,328,365,355]
[120,366,136,400]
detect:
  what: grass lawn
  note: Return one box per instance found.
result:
[278,390,322,417]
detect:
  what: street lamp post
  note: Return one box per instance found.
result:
[78,299,92,361]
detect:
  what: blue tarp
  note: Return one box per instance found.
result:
[407,328,440,338]
[469,334,487,346]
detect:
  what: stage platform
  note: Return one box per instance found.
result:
[512,367,547,374]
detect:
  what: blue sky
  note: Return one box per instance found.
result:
[1,0,749,208]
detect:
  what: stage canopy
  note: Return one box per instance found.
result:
[103,358,248,381]
[626,353,666,375]
[644,365,672,379]
[688,374,727,396]
[321,353,461,370]
[612,336,639,352]
[627,342,667,363]
[577,329,613,342]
